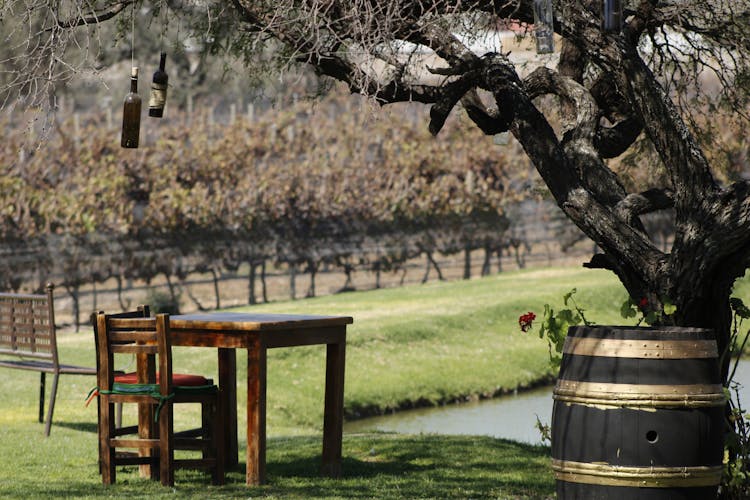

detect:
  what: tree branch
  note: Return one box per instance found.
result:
[618,48,718,209]
[524,67,597,140]
[709,182,750,260]
[523,66,634,207]
[460,90,511,135]
[615,188,675,219]
[595,117,643,158]
[52,1,134,30]
[428,71,481,135]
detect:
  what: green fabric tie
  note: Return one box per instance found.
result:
[85,383,216,422]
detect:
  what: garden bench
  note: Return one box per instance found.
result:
[0,283,96,436]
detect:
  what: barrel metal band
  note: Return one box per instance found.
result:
[552,459,723,488]
[553,380,726,408]
[563,337,718,359]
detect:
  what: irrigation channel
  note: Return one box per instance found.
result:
[344,360,750,444]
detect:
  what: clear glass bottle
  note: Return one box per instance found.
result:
[121,67,141,148]
[534,0,555,54]
[148,52,168,118]
[603,0,623,32]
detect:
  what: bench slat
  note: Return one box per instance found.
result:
[0,331,53,339]
[0,293,46,300]
[0,311,47,325]
[0,349,53,360]
[0,344,53,352]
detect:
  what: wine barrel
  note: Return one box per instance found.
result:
[551,326,725,500]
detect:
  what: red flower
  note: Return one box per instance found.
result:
[638,297,649,308]
[519,311,536,332]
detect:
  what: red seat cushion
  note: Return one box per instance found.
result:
[114,372,211,386]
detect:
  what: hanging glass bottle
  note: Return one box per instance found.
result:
[534,0,555,54]
[121,67,142,148]
[148,52,168,118]
[602,0,623,32]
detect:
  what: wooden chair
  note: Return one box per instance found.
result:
[0,284,96,436]
[90,306,151,474]
[94,312,224,486]
[90,306,151,431]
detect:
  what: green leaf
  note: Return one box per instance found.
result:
[730,297,750,319]
[620,298,637,319]
[556,308,578,325]
[562,288,577,306]
[661,296,677,316]
[644,311,659,326]
[662,302,677,316]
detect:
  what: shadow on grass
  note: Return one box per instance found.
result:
[261,433,554,499]
[0,433,554,499]
[54,420,99,433]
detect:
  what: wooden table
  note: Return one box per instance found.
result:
[168,312,353,485]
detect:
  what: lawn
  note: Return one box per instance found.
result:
[1,266,747,498]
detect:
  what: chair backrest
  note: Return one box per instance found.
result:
[90,305,152,371]
[0,284,57,364]
[94,313,173,397]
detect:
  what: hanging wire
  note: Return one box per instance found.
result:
[130,1,136,68]
[160,0,168,51]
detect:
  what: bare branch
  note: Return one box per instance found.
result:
[616,188,675,219]
[52,1,134,30]
[596,117,642,158]
[428,71,480,135]
[460,89,510,135]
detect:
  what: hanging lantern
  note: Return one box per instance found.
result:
[534,0,555,54]
[602,0,623,32]
[121,67,142,148]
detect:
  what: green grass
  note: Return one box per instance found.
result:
[0,425,553,499]
[2,266,748,498]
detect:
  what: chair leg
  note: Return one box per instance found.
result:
[99,400,116,485]
[201,400,210,459]
[97,396,102,474]
[212,397,225,485]
[38,372,46,423]
[44,372,60,437]
[159,404,174,487]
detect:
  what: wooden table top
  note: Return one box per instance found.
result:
[170,312,354,331]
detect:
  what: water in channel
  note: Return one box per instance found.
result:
[344,360,750,445]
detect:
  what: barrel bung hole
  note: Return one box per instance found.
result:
[646,430,659,443]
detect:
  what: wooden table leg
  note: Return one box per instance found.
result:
[218,348,238,468]
[246,337,267,485]
[321,330,346,477]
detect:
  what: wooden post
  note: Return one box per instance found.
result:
[289,262,296,300]
[463,246,471,280]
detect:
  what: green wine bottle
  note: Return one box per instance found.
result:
[121,67,142,148]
